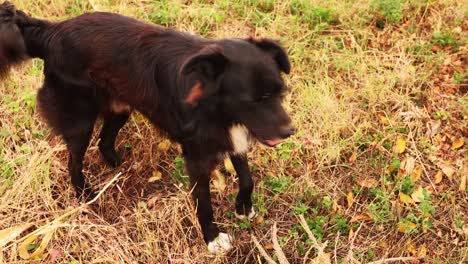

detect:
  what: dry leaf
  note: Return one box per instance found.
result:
[407,241,417,255]
[418,244,427,258]
[404,157,416,175]
[441,164,456,180]
[348,227,354,241]
[211,170,226,193]
[410,165,423,182]
[411,186,425,203]
[348,150,357,163]
[394,136,406,154]
[434,171,443,184]
[347,192,354,209]
[157,139,171,152]
[19,228,55,259]
[451,138,464,150]
[399,192,414,205]
[351,213,373,222]
[357,179,378,188]
[332,199,339,213]
[224,158,236,174]
[460,175,466,192]
[255,216,264,225]
[310,252,331,264]
[264,243,274,250]
[0,224,31,248]
[397,221,417,233]
[148,171,162,183]
[380,115,389,125]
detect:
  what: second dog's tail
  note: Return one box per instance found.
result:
[0,1,29,78]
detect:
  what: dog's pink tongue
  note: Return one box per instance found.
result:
[265,139,283,147]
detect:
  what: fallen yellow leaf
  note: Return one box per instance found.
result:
[224,158,236,174]
[347,192,354,209]
[411,186,425,203]
[357,179,378,188]
[418,244,427,258]
[211,170,226,193]
[399,192,415,205]
[410,165,423,182]
[434,171,443,184]
[380,115,390,125]
[407,241,417,255]
[157,139,171,152]
[148,171,162,183]
[19,228,55,259]
[394,136,406,154]
[397,221,417,233]
[310,252,331,264]
[451,137,464,150]
[0,224,31,248]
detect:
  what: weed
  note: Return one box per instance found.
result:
[263,174,292,194]
[432,31,458,47]
[371,0,402,23]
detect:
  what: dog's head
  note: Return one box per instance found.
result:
[181,38,294,147]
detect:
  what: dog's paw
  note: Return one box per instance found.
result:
[207,233,233,254]
[235,207,256,220]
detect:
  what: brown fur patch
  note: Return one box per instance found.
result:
[184,81,203,106]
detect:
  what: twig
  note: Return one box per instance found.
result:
[86,172,122,205]
[408,127,437,193]
[272,222,290,264]
[298,215,329,264]
[367,256,421,264]
[251,234,277,264]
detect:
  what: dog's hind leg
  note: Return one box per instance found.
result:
[38,79,99,200]
[230,154,255,220]
[64,128,96,200]
[98,111,130,167]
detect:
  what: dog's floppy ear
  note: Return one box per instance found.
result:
[181,44,227,106]
[180,44,227,80]
[247,37,291,74]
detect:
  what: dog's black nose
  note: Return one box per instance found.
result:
[279,125,295,139]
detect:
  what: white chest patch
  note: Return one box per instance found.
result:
[229,125,250,154]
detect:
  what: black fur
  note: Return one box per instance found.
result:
[0,2,294,247]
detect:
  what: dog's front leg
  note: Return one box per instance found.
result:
[184,152,233,254]
[230,154,256,220]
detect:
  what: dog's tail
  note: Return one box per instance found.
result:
[0,1,29,79]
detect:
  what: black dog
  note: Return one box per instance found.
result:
[0,2,294,253]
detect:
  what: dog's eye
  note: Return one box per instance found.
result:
[261,93,271,99]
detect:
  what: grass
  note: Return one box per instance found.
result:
[1,0,467,263]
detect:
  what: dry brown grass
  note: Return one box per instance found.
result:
[1,0,467,263]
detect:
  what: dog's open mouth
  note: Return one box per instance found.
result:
[258,138,283,147]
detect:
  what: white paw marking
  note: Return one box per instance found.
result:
[229,125,250,154]
[235,207,256,220]
[207,233,233,254]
